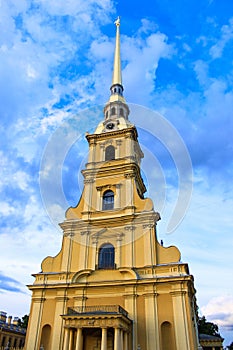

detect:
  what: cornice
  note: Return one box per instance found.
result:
[86,126,138,142]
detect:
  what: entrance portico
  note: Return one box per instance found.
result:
[62,305,131,350]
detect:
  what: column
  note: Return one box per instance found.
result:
[61,231,73,271]
[143,224,156,266]
[84,231,90,269]
[171,291,190,350]
[100,144,105,161]
[125,135,133,159]
[115,184,121,208]
[91,237,98,269]
[63,328,70,350]
[144,292,160,350]
[124,226,134,266]
[50,296,68,349]
[124,174,134,208]
[114,328,122,350]
[25,296,45,350]
[101,328,107,350]
[116,140,122,158]
[96,187,102,211]
[124,291,137,350]
[116,233,123,267]
[123,332,128,350]
[88,140,96,163]
[78,231,87,270]
[68,329,74,350]
[75,328,83,350]
[83,179,94,214]
[120,330,123,350]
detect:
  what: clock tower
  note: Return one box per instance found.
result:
[25,18,201,350]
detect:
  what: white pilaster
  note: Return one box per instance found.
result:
[116,140,122,158]
[50,296,68,349]
[124,292,137,350]
[171,291,190,350]
[83,179,94,213]
[25,296,45,350]
[115,184,121,208]
[61,230,74,272]
[144,292,160,350]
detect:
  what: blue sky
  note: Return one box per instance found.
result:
[0,0,233,345]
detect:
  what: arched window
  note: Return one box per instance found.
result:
[105,111,108,119]
[98,243,115,269]
[161,322,175,350]
[120,108,124,116]
[102,190,114,210]
[111,107,116,115]
[105,145,115,161]
[40,324,52,350]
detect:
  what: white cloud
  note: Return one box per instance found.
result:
[122,30,174,104]
[0,203,15,216]
[201,296,233,336]
[210,17,233,59]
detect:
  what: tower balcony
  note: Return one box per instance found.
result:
[67,305,128,317]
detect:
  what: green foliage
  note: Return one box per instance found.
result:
[18,314,29,329]
[198,315,220,337]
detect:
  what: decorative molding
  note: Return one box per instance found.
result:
[124,226,135,231]
[32,297,46,303]
[124,172,135,178]
[123,293,138,299]
[64,231,75,237]
[117,233,124,241]
[80,231,90,236]
[96,184,118,192]
[142,292,159,298]
[105,139,113,145]
[115,183,122,189]
[170,291,187,297]
[89,139,96,146]
[124,205,136,210]
[84,178,94,184]
[55,296,69,302]
[143,224,154,229]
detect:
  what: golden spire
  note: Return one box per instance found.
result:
[101,17,130,128]
[112,16,122,86]
[107,17,125,104]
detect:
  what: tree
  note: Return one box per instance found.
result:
[198,315,221,337]
[228,341,233,349]
[18,314,29,329]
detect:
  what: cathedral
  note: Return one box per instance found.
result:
[25,19,201,350]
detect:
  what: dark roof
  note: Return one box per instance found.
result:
[199,333,224,341]
[0,321,26,335]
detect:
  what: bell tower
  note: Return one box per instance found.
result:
[25,18,201,350]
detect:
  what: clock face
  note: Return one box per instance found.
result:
[106,122,115,130]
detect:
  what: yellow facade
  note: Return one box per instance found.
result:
[25,19,201,350]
